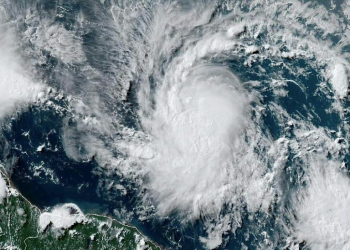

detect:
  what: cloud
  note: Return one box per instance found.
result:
[139,65,255,219]
[0,24,44,119]
[292,162,350,250]
[47,0,350,247]
[24,22,86,65]
[330,63,349,98]
[39,203,86,231]
[0,174,7,203]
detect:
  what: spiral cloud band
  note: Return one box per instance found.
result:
[4,0,350,249]
[142,66,249,218]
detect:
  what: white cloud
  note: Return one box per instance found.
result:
[24,22,86,65]
[122,5,277,224]
[330,63,349,98]
[0,174,7,203]
[39,203,85,231]
[139,65,263,219]
[292,162,350,250]
[0,24,44,119]
[50,0,350,247]
[227,23,246,38]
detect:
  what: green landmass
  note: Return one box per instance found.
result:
[0,175,159,250]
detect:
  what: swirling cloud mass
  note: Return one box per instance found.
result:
[2,0,350,249]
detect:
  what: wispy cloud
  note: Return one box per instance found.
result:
[0,24,44,119]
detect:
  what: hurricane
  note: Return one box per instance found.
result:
[1,0,350,249]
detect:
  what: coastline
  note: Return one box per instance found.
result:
[0,164,162,250]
